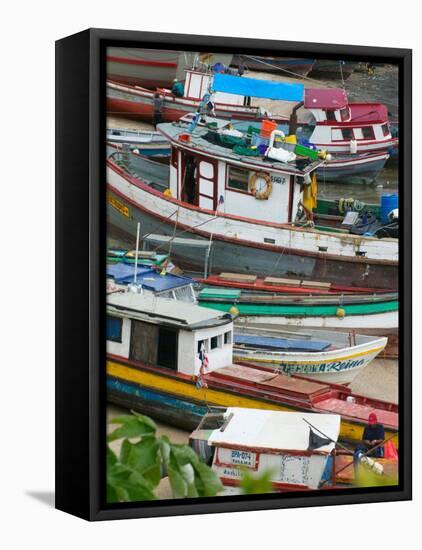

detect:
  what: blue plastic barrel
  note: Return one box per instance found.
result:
[380,193,398,223]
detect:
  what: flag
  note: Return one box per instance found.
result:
[196,342,209,389]
[308,427,333,450]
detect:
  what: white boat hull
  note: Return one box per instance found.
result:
[233,336,388,384]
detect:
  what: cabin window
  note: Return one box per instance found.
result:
[326,110,336,121]
[381,123,390,137]
[198,339,209,353]
[210,335,219,350]
[199,160,214,179]
[331,129,343,141]
[341,128,354,140]
[361,126,375,140]
[224,331,232,345]
[106,316,122,343]
[227,166,250,193]
[340,107,350,121]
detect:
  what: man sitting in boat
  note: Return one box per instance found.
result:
[361,413,385,458]
[171,78,184,98]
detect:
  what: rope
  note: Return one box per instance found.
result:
[243,55,328,85]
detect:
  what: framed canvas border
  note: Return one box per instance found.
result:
[55,28,412,521]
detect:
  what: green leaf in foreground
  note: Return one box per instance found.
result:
[106,411,223,502]
[107,412,156,442]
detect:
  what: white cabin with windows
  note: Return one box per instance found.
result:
[183,69,246,106]
[106,292,234,376]
[158,121,322,226]
[304,88,396,154]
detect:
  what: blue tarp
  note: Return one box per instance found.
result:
[107,264,193,292]
[212,73,304,102]
[234,333,331,352]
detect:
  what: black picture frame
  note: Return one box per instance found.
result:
[55,28,412,521]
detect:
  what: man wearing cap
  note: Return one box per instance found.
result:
[362,413,385,458]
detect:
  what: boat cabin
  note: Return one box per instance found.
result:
[304,88,394,151]
[158,120,323,225]
[190,407,341,491]
[183,68,246,106]
[106,292,234,375]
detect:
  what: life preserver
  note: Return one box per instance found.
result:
[249,171,272,200]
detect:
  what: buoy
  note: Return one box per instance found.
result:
[229,306,240,317]
[336,307,346,319]
[164,188,173,197]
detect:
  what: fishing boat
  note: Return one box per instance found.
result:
[198,271,391,295]
[308,60,358,80]
[106,292,399,445]
[106,118,398,290]
[231,328,387,384]
[231,55,316,77]
[106,69,299,124]
[106,47,195,89]
[300,88,398,156]
[106,128,171,156]
[106,248,169,267]
[189,408,340,492]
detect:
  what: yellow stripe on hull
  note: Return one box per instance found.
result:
[107,360,398,446]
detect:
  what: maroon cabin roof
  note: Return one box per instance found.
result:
[304,88,349,109]
[349,103,389,123]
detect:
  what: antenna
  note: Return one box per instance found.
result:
[134,222,141,284]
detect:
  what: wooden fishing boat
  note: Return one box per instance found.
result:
[315,151,390,184]
[231,55,315,77]
[106,47,188,89]
[106,248,168,267]
[106,69,296,124]
[106,119,398,290]
[231,328,387,384]
[308,60,358,80]
[189,408,340,492]
[106,128,171,156]
[106,292,399,445]
[198,272,391,295]
[301,88,398,157]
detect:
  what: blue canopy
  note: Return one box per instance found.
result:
[212,73,304,102]
[107,264,194,292]
[234,333,331,352]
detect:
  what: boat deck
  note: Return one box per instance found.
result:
[315,398,398,427]
[208,363,398,429]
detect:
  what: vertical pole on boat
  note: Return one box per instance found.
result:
[134,222,141,285]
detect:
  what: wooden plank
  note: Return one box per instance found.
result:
[219,272,258,283]
[214,364,278,383]
[261,375,330,397]
[264,276,301,287]
[301,280,332,290]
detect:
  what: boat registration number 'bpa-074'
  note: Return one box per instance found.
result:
[107,193,130,218]
[216,448,257,468]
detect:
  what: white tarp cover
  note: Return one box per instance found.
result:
[208,408,340,454]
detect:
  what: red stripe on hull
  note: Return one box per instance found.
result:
[107,55,177,68]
